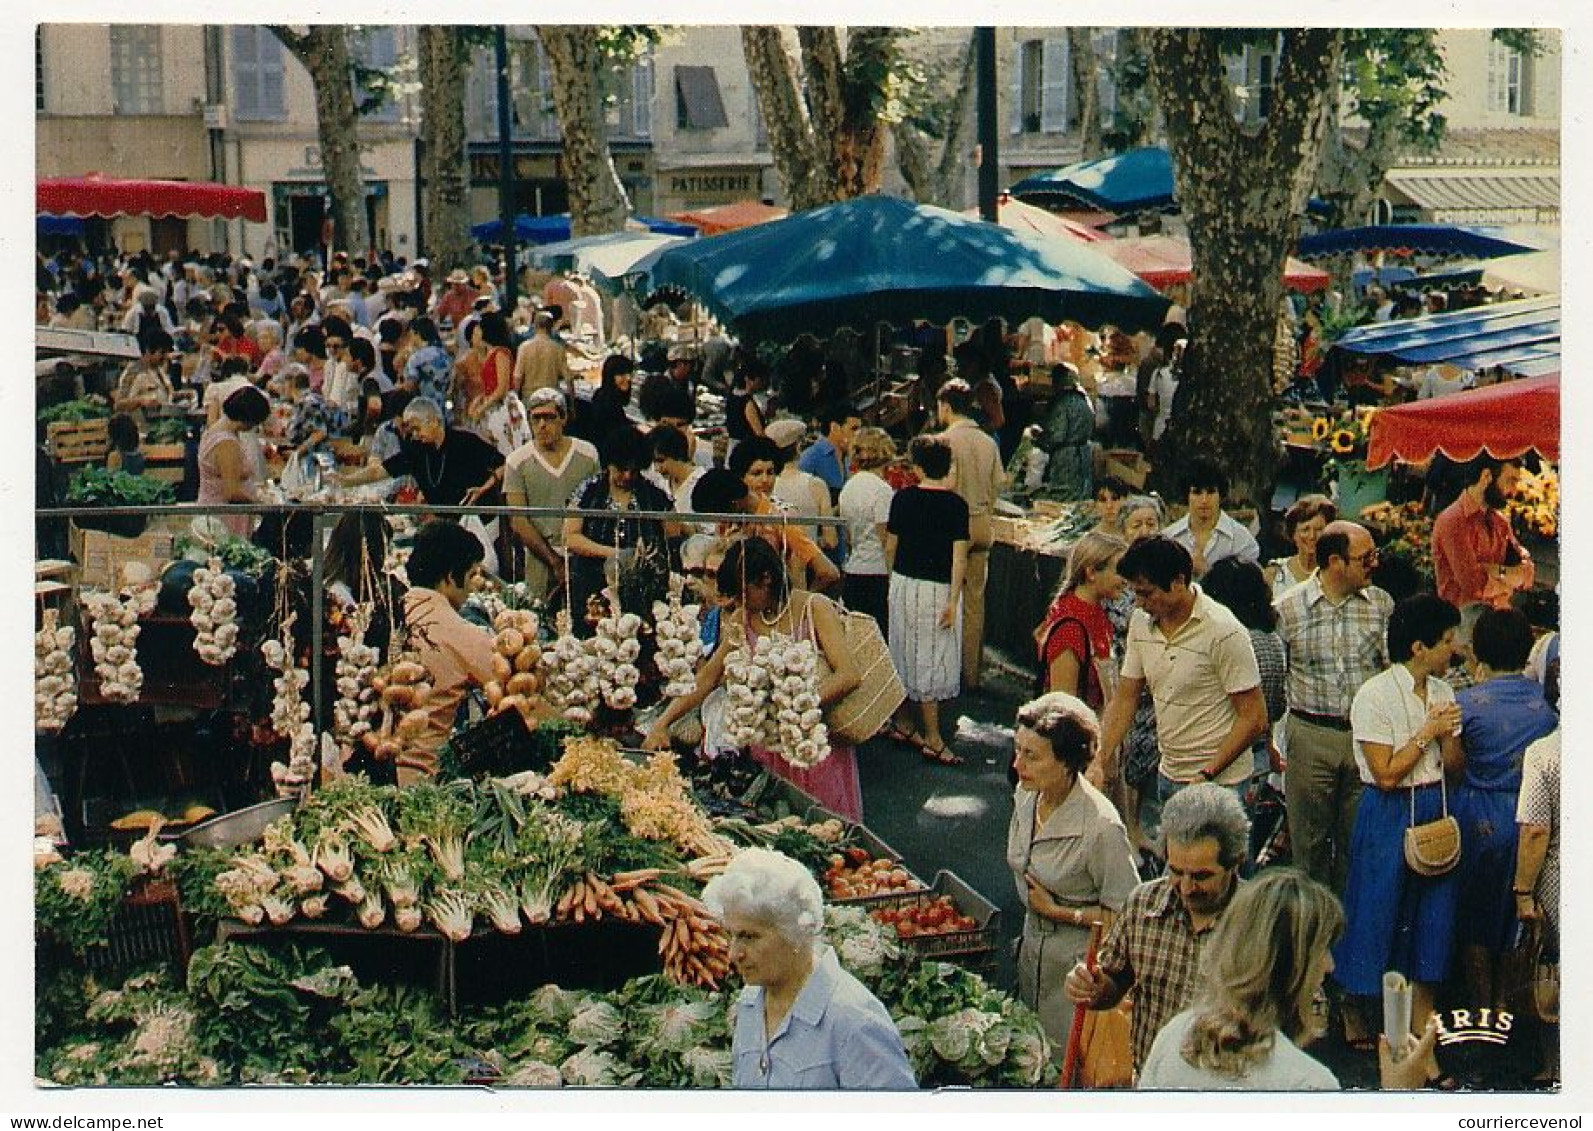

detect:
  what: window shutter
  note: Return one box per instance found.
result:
[477,47,499,135]
[1041,36,1069,133]
[675,66,728,129]
[1225,47,1248,119]
[1009,39,1023,134]
[1095,30,1117,121]
[258,31,286,120]
[535,42,558,140]
[232,26,260,121]
[632,56,653,138]
[355,27,400,122]
[1486,41,1503,112]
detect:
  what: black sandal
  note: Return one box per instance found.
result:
[919,740,963,766]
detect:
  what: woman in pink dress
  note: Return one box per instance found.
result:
[197,385,271,537]
[643,536,865,822]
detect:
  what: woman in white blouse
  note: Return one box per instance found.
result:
[837,427,897,636]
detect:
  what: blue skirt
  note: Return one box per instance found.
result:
[1332,783,1459,996]
[1451,783,1521,954]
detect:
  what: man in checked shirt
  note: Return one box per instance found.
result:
[1275,520,1393,897]
[1064,785,1250,1076]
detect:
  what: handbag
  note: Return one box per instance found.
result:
[1077,1000,1135,1089]
[1402,777,1461,876]
[808,595,906,744]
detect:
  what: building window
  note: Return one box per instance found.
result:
[1225,41,1278,125]
[1013,37,1068,135]
[675,65,728,130]
[351,26,400,123]
[630,55,653,139]
[110,25,163,115]
[232,26,287,121]
[1488,39,1529,115]
[605,54,652,139]
[36,27,45,112]
[750,84,767,150]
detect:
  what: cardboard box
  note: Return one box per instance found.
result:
[1103,448,1149,490]
[69,518,185,590]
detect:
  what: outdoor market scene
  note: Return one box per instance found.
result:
[31,25,1563,1095]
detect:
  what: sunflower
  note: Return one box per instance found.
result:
[1311,417,1331,441]
[1330,429,1358,454]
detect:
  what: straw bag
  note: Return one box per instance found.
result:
[808,595,906,745]
[1403,778,1461,876]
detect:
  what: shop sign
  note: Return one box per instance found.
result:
[667,171,756,200]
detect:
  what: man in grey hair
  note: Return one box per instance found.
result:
[1063,783,1250,1074]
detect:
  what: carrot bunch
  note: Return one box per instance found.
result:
[551,866,733,990]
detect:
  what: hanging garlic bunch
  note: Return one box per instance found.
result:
[260,615,315,795]
[34,609,78,731]
[330,605,381,763]
[652,589,704,698]
[592,608,643,712]
[187,557,240,666]
[762,632,830,769]
[83,589,143,704]
[540,609,601,726]
[721,619,777,750]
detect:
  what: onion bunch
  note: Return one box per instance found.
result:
[83,589,143,704]
[34,609,78,731]
[187,557,240,666]
[484,607,546,721]
[651,591,703,698]
[260,615,316,794]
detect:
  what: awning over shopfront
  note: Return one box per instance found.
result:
[472,213,698,245]
[1097,234,1329,293]
[1383,170,1560,226]
[1297,224,1537,260]
[1366,374,1559,469]
[38,174,267,223]
[1330,296,1560,378]
[668,199,787,236]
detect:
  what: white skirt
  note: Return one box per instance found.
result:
[888,572,962,702]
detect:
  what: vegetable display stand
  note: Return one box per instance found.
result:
[40,876,193,981]
[216,918,458,1017]
[78,615,229,710]
[845,870,1002,976]
[452,919,664,1007]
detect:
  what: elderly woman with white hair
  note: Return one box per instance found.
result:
[1007,692,1140,1047]
[701,848,917,1089]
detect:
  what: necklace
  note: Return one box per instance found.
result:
[419,446,447,492]
[759,594,790,627]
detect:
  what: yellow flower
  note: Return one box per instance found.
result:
[1311,417,1330,441]
[1330,429,1358,454]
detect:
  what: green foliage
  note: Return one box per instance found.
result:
[66,466,177,507]
[327,983,470,1085]
[1341,30,1449,151]
[143,417,191,445]
[39,396,111,425]
[35,851,140,955]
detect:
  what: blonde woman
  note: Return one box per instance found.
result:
[838,426,897,636]
[1139,868,1438,1091]
[1033,531,1128,712]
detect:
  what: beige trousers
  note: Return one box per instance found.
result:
[961,514,994,689]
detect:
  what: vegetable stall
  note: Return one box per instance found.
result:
[35,500,1045,1089]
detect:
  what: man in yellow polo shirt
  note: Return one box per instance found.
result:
[1096,536,1268,824]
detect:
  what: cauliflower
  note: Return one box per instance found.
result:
[566,999,625,1048]
[504,1060,563,1088]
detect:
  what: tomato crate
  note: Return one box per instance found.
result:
[852,870,1002,966]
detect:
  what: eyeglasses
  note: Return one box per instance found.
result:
[1352,548,1380,565]
[529,412,561,423]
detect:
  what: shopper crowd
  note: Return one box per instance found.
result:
[37,243,1559,1092]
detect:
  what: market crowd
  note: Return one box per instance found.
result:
[36,243,1559,1092]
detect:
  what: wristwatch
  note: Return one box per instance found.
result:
[1196,768,1216,782]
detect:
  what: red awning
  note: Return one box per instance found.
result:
[1366,374,1560,469]
[1098,234,1330,293]
[668,200,788,236]
[38,174,268,223]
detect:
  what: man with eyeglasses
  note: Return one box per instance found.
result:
[503,388,598,601]
[1275,520,1392,898]
[1065,784,1250,1076]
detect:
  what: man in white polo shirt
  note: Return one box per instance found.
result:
[1097,536,1268,817]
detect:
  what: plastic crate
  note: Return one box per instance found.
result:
[445,709,536,778]
[850,870,1001,965]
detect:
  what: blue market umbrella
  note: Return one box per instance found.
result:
[632,194,1169,340]
[1009,147,1175,213]
[1296,224,1537,260]
[471,213,697,245]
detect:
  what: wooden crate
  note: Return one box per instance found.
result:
[142,442,187,486]
[46,419,110,463]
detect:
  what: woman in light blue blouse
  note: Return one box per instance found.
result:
[701,848,917,1090]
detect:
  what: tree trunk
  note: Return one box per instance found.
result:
[835,27,899,197]
[1145,28,1340,507]
[417,28,471,273]
[1109,29,1158,150]
[742,26,827,209]
[892,33,976,208]
[269,26,370,257]
[1068,28,1104,161]
[536,26,631,238]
